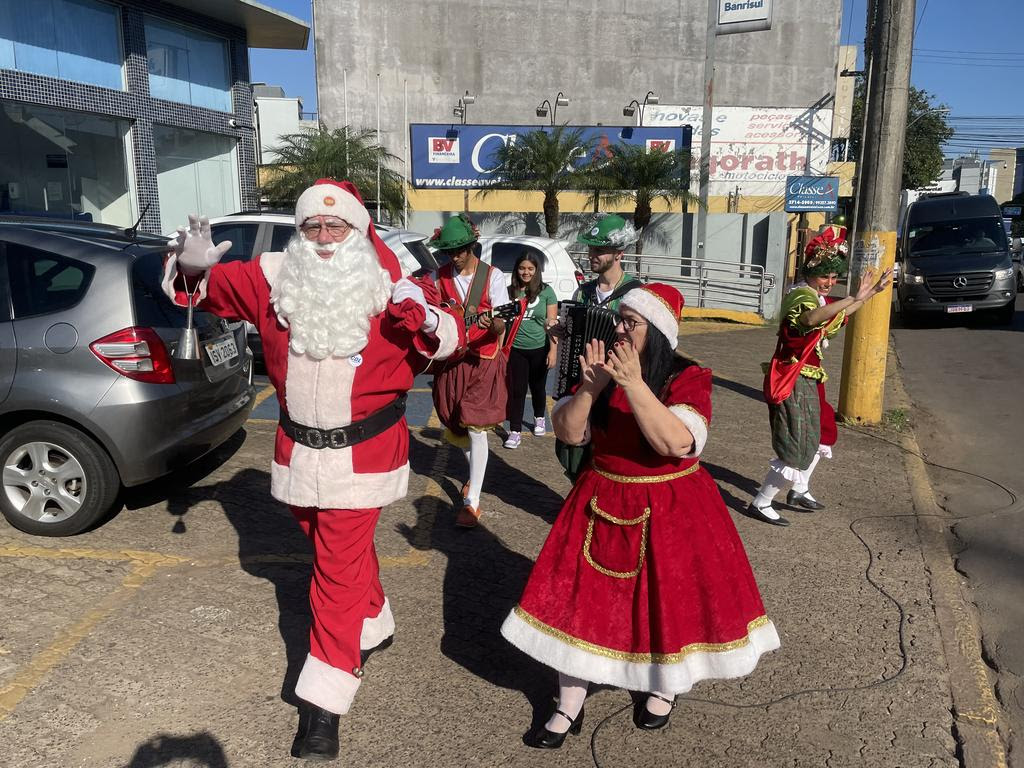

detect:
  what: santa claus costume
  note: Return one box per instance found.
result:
[501,283,779,746]
[163,179,460,760]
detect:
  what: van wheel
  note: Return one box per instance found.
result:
[0,421,120,537]
[994,302,1016,326]
[1017,269,1024,294]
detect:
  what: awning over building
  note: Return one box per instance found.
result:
[161,0,309,49]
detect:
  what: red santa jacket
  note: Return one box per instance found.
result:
[163,251,460,510]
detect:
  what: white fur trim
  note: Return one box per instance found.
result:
[271,458,409,509]
[160,254,210,306]
[551,395,590,445]
[259,251,286,287]
[284,349,352,427]
[295,183,371,234]
[669,405,708,457]
[500,609,780,695]
[360,599,395,650]
[620,290,679,349]
[295,653,361,715]
[768,443,832,481]
[422,307,459,360]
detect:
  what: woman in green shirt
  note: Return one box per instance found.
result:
[504,251,558,449]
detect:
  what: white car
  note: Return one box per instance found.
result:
[476,235,584,302]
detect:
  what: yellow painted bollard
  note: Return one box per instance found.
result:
[838,230,898,425]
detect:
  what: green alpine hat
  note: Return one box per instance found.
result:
[428,213,478,251]
[577,214,638,248]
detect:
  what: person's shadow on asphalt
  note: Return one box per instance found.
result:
[400,431,558,738]
[122,731,228,767]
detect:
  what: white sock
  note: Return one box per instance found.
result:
[752,466,790,517]
[466,429,489,509]
[792,453,821,494]
[645,691,675,716]
[546,673,588,733]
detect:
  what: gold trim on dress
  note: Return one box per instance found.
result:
[584,497,650,579]
[669,403,709,429]
[593,463,699,484]
[513,606,772,663]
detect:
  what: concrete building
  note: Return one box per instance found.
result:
[254,84,317,165]
[986,148,1018,203]
[0,0,308,233]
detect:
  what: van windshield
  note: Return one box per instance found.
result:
[907,217,1008,256]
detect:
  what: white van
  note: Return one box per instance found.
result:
[476,235,584,302]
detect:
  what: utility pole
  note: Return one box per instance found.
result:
[838,0,915,424]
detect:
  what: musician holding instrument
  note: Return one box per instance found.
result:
[502,283,779,748]
[428,214,512,528]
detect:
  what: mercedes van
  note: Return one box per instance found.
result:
[897,193,1016,324]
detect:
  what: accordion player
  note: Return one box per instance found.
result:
[553,302,621,399]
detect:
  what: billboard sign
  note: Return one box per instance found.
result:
[785,176,840,212]
[717,0,772,34]
[409,124,691,189]
[643,104,833,197]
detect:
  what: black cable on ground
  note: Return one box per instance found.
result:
[589,424,1019,768]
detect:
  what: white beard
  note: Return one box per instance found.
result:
[270,232,393,360]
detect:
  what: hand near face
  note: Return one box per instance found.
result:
[605,340,644,391]
[578,339,612,391]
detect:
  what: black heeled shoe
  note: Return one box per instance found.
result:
[636,693,676,730]
[528,707,585,749]
[743,503,790,527]
[295,704,340,761]
[786,489,826,511]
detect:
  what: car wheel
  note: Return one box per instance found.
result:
[994,301,1016,326]
[0,421,120,537]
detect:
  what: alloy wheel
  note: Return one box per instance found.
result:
[3,441,87,524]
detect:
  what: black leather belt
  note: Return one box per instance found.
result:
[280,394,407,450]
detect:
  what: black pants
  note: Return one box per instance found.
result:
[506,343,549,432]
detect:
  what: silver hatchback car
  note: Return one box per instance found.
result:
[0,218,256,536]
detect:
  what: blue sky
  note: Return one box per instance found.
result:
[249,1,1024,157]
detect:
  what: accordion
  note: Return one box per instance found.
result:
[554,302,621,399]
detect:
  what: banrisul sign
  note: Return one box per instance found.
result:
[785,176,840,212]
[410,124,691,189]
[718,0,772,34]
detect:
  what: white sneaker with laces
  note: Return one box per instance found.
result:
[503,432,521,449]
[533,417,546,436]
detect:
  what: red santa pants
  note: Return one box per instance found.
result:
[291,506,386,676]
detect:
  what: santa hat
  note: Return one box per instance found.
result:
[619,282,684,350]
[295,178,402,282]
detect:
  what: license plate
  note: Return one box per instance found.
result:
[946,304,973,314]
[205,334,239,365]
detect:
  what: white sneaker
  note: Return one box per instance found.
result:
[503,432,521,449]
[533,417,546,436]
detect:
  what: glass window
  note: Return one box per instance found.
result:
[145,16,231,113]
[0,101,134,225]
[270,224,294,253]
[908,217,1009,257]
[0,0,124,90]
[210,222,259,263]
[489,242,547,274]
[6,243,94,319]
[154,124,239,233]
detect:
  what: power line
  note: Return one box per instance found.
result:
[914,0,929,34]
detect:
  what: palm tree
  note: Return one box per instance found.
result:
[481,125,594,239]
[585,142,698,255]
[261,126,405,222]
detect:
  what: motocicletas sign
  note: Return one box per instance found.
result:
[410,124,691,189]
[784,175,840,212]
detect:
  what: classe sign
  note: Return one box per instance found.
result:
[784,176,840,213]
[410,124,691,189]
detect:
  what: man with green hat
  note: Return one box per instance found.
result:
[428,213,510,528]
[573,213,642,310]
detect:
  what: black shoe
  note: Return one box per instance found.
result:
[296,704,340,761]
[359,634,394,666]
[635,693,676,730]
[743,503,790,527]
[528,707,585,749]
[786,489,825,511]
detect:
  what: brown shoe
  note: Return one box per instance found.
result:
[455,504,481,528]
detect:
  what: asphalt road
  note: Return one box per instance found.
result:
[890,291,1024,763]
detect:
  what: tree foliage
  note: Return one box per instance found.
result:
[480,125,594,238]
[261,126,405,222]
[849,83,954,191]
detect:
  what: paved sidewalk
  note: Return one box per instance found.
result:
[0,322,966,767]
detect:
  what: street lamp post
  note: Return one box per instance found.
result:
[452,90,475,124]
[622,90,660,126]
[536,92,569,125]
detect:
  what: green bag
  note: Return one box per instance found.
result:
[555,439,591,483]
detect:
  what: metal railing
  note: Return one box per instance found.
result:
[568,248,777,316]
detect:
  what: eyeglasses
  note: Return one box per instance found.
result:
[300,220,351,238]
[615,315,647,332]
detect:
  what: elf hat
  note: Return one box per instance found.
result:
[428,213,479,251]
[802,224,848,277]
[619,282,684,350]
[577,214,638,248]
[294,178,371,234]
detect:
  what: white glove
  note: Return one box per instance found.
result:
[170,214,232,275]
[391,278,437,332]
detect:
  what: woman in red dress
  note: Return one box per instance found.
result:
[501,283,779,748]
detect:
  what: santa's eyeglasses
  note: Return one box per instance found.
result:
[300,219,351,238]
[615,315,647,332]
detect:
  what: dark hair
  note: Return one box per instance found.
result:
[509,250,545,301]
[591,323,694,431]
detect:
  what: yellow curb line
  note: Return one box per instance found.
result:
[253,384,277,408]
[679,308,765,326]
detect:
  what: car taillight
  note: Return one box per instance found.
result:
[574,270,585,285]
[90,327,176,384]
